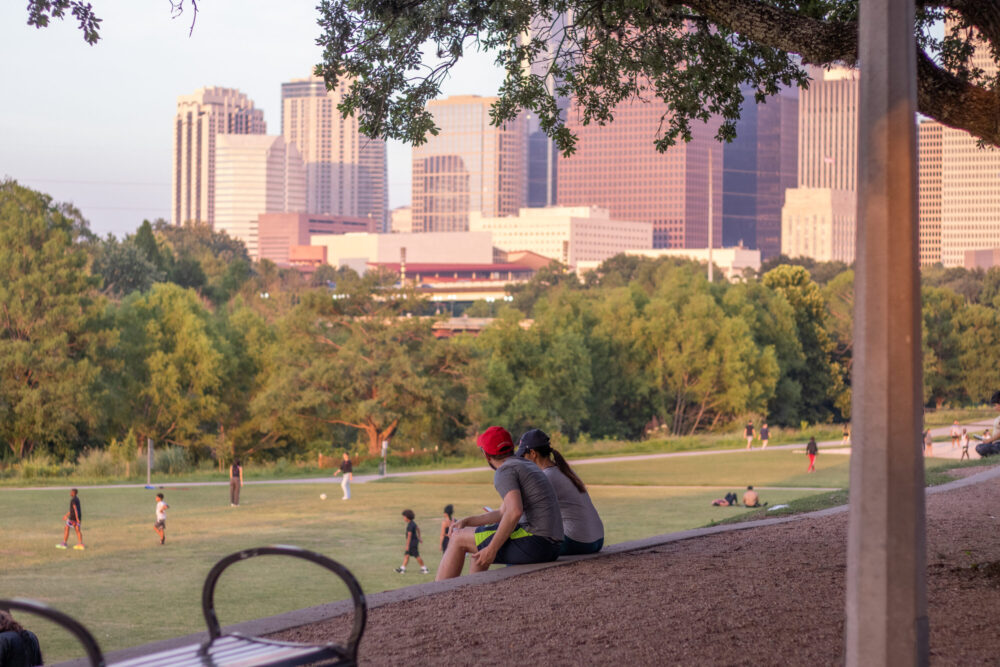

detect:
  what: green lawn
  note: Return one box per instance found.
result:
[0,447,963,662]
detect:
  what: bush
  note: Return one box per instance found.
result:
[75,448,117,479]
[153,446,193,474]
[17,453,69,479]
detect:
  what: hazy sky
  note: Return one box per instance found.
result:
[1,0,506,238]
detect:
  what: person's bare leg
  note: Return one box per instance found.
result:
[435,528,476,581]
[74,525,83,545]
[62,525,70,543]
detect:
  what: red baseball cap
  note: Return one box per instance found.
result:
[477,426,514,457]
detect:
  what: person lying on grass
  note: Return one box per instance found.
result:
[436,426,563,580]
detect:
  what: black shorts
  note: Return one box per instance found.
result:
[405,543,420,557]
[441,536,450,553]
[474,525,561,565]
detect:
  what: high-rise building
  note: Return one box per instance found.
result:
[940,39,1000,267]
[281,76,387,231]
[557,97,723,249]
[722,86,798,259]
[171,87,266,227]
[781,66,859,262]
[521,12,573,208]
[918,119,943,266]
[411,96,526,233]
[214,135,306,259]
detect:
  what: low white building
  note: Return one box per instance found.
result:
[309,231,494,274]
[576,247,762,282]
[469,206,654,268]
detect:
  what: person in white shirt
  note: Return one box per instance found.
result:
[153,493,169,545]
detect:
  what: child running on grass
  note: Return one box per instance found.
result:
[395,509,429,574]
[57,488,85,550]
[153,493,169,545]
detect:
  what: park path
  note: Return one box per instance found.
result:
[10,419,993,492]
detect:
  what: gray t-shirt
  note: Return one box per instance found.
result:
[543,466,604,543]
[493,457,563,541]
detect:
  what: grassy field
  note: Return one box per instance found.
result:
[0,447,983,662]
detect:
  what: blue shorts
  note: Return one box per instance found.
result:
[560,536,603,556]
[474,524,561,564]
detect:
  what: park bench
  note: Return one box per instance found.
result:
[0,545,366,667]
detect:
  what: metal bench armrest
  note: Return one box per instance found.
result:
[201,545,367,662]
[0,597,105,667]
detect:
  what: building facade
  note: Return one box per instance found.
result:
[308,230,495,274]
[722,86,798,259]
[257,212,371,265]
[214,135,306,259]
[557,95,723,249]
[918,119,943,266]
[411,96,527,233]
[281,76,388,230]
[171,87,266,227]
[469,206,653,267]
[781,66,859,262]
[940,38,1000,267]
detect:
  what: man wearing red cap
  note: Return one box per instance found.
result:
[436,426,563,580]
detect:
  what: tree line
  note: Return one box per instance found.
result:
[1,180,996,464]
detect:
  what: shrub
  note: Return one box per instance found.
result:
[153,446,193,474]
[75,448,117,479]
[17,453,68,479]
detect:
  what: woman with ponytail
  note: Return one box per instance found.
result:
[516,429,604,555]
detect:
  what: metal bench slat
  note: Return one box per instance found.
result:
[112,635,346,667]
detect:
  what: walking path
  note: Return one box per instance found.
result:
[15,419,995,493]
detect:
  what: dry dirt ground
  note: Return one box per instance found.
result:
[273,467,1000,665]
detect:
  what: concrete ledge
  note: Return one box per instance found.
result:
[57,462,1000,666]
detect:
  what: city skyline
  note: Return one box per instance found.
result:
[0,1,505,238]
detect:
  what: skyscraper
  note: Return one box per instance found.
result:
[171,87,265,227]
[214,135,306,259]
[781,66,859,262]
[940,39,1000,267]
[557,96,723,249]
[281,76,387,231]
[411,96,527,233]
[721,86,798,259]
[918,119,943,266]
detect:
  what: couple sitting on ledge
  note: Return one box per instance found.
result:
[436,426,604,581]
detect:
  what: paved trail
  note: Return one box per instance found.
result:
[9,419,993,492]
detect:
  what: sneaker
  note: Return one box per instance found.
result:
[73,544,86,550]
[394,567,405,574]
[420,567,429,574]
[55,543,68,549]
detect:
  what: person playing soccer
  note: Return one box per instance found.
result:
[436,426,563,580]
[57,488,85,550]
[153,493,169,545]
[333,452,353,500]
[395,509,429,574]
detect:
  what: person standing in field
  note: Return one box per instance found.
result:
[153,493,169,545]
[760,423,770,450]
[333,452,353,500]
[440,504,456,553]
[745,421,754,449]
[56,488,85,550]
[395,509,429,574]
[806,437,819,472]
[229,459,243,507]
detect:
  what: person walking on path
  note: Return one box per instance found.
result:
[951,420,961,449]
[395,509,429,574]
[333,452,353,500]
[924,429,934,456]
[745,422,754,450]
[436,426,563,580]
[56,489,85,550]
[960,428,970,461]
[517,428,604,556]
[440,504,456,553]
[841,425,851,446]
[806,437,818,472]
[229,459,243,507]
[760,423,770,450]
[153,493,169,545]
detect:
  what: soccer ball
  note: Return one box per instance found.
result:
[320,493,327,500]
